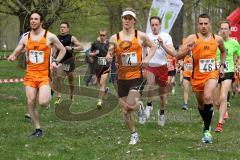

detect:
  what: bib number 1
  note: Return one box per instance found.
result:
[29,50,44,64]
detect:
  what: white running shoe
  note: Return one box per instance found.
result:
[158,110,165,126]
[138,101,146,124]
[145,105,153,120]
[129,132,139,145]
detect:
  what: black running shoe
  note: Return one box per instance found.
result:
[30,129,43,138]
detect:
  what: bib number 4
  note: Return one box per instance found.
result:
[121,52,138,66]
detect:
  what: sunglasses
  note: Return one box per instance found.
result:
[100,34,106,37]
[123,16,134,20]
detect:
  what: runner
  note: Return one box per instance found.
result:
[89,29,110,109]
[176,13,226,143]
[144,16,175,126]
[181,50,193,110]
[214,21,240,132]
[7,10,66,137]
[54,21,83,104]
[106,8,157,145]
[167,55,177,95]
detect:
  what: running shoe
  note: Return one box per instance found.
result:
[158,110,165,126]
[145,104,153,120]
[182,104,189,110]
[30,129,43,138]
[215,123,223,133]
[54,96,62,105]
[202,130,212,143]
[97,100,103,109]
[129,132,139,145]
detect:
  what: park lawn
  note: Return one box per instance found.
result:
[0,61,240,160]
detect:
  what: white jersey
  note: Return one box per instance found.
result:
[147,32,173,67]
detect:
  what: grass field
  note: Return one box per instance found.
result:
[0,60,240,160]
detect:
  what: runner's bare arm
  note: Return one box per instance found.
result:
[50,34,66,63]
[71,36,84,51]
[141,33,157,63]
[217,35,226,65]
[157,36,175,57]
[7,36,27,62]
[164,43,176,57]
[106,35,117,62]
[176,35,195,60]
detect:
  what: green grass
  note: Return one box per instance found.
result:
[0,61,240,160]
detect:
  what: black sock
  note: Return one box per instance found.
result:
[160,109,164,115]
[203,104,213,131]
[147,101,152,106]
[36,128,42,132]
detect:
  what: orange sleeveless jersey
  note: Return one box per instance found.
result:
[24,31,51,87]
[191,33,219,91]
[183,55,193,77]
[115,30,143,80]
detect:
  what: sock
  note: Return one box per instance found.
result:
[203,104,213,131]
[147,101,152,106]
[36,128,42,132]
[160,109,164,115]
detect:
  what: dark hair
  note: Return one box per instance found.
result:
[150,16,161,24]
[30,10,44,22]
[198,13,211,21]
[60,21,70,28]
[220,20,231,29]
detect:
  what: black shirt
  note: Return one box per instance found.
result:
[90,40,110,67]
[57,34,73,63]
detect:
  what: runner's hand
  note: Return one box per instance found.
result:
[157,36,164,47]
[7,54,16,62]
[50,61,59,70]
[219,64,225,78]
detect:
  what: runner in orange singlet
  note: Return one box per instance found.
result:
[106,8,156,145]
[176,14,226,143]
[8,10,66,137]
[181,54,193,110]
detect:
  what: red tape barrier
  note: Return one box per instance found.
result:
[0,78,24,84]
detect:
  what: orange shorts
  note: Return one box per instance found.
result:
[24,74,50,88]
[191,70,218,92]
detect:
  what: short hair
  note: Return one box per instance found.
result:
[99,28,107,34]
[30,10,44,22]
[150,16,161,24]
[198,13,211,21]
[220,20,231,29]
[60,21,70,28]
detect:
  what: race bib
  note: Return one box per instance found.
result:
[216,61,229,72]
[121,52,138,66]
[184,63,193,72]
[62,63,70,71]
[29,50,44,64]
[98,57,107,65]
[199,59,216,73]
